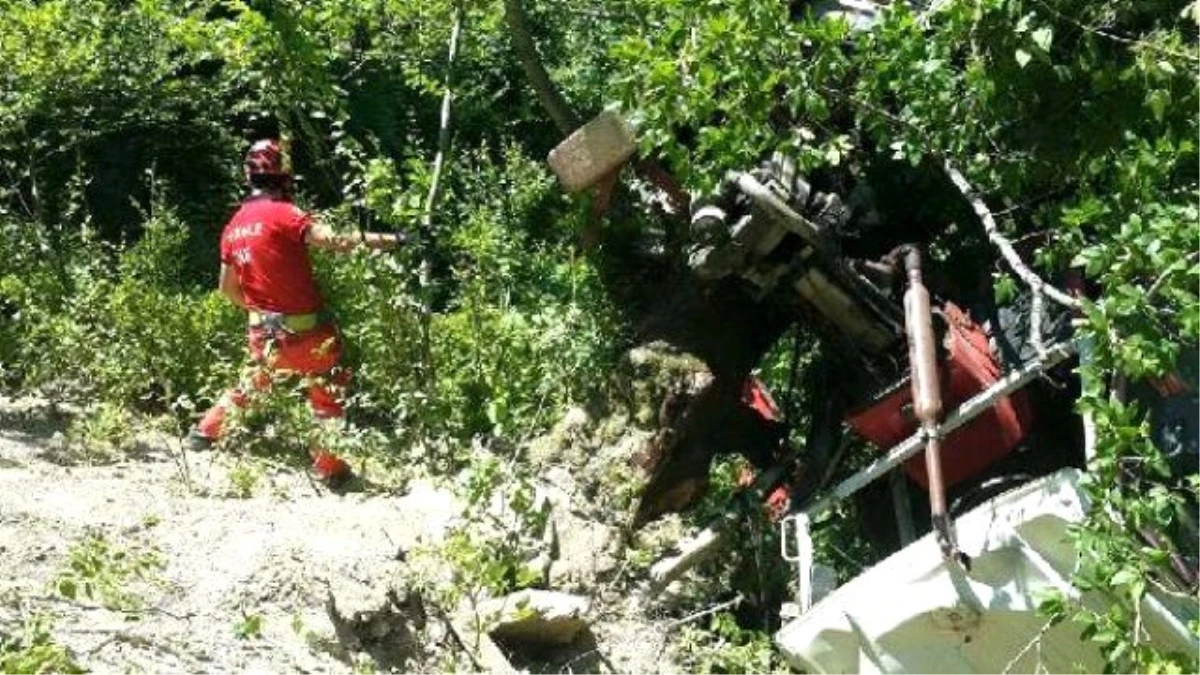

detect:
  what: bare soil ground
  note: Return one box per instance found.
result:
[0,399,683,674]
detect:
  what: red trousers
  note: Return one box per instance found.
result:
[197,323,350,440]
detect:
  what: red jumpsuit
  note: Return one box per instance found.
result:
[196,194,351,479]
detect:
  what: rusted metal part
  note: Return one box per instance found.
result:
[847,301,1037,489]
[903,250,941,422]
[634,157,691,215]
[902,248,962,565]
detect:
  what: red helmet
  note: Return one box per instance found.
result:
[244,139,289,177]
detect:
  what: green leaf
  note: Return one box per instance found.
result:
[1129,578,1146,602]
[1032,27,1053,52]
[1109,640,1131,664]
[1110,568,1140,587]
[1037,591,1068,624]
[994,274,1018,305]
[1146,90,1170,122]
[1015,49,1032,68]
[57,578,77,600]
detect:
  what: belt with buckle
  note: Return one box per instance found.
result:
[248,310,320,333]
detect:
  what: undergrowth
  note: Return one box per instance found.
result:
[53,532,165,614]
[0,614,83,675]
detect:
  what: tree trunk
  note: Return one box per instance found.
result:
[502,0,580,136]
[631,278,793,526]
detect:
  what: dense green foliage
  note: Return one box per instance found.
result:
[0,0,623,452]
[0,0,1196,671]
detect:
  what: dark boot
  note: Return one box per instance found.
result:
[185,427,215,452]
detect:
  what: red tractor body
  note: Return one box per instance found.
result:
[846,303,1035,490]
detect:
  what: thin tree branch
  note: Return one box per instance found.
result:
[504,0,581,135]
[1002,618,1056,674]
[1145,251,1199,301]
[666,594,744,628]
[942,161,1080,310]
[415,2,465,397]
[1081,407,1098,464]
[1030,288,1046,357]
[431,602,487,673]
[421,9,463,232]
[1031,0,1199,63]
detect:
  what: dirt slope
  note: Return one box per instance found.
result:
[0,406,456,672]
[0,400,683,674]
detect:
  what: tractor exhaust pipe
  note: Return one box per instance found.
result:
[902,247,966,567]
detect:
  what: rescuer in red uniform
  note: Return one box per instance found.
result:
[188,139,403,485]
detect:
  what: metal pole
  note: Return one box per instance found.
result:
[902,248,961,563]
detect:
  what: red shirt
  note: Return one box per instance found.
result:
[219,194,323,314]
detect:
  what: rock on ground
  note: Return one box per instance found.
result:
[478,590,591,646]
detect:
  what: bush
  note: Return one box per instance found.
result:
[319,146,622,449]
[1,207,242,419]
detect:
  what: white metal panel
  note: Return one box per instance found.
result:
[776,469,1199,673]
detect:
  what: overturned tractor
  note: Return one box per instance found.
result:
[547,109,1197,671]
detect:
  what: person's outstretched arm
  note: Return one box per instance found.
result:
[306,223,406,252]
